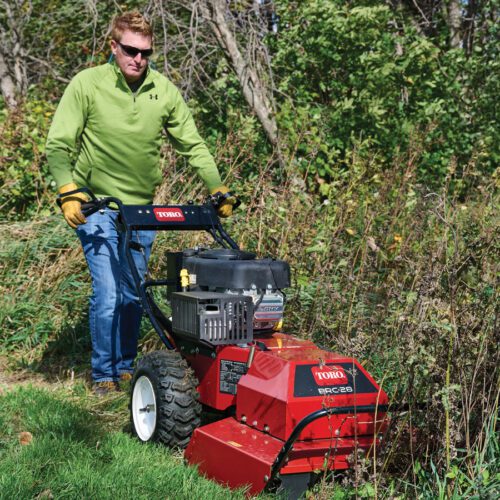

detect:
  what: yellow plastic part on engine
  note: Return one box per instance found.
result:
[180,268,190,289]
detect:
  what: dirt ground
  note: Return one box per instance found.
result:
[0,356,74,393]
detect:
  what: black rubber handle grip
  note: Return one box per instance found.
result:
[81,202,102,217]
[210,191,241,210]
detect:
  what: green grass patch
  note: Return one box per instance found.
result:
[0,386,249,499]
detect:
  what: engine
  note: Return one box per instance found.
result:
[167,248,290,334]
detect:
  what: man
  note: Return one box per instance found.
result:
[46,11,234,395]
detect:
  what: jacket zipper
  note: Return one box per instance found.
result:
[132,87,145,109]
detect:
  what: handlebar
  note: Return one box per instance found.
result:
[56,187,240,217]
[56,187,103,217]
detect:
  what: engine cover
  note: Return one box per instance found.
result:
[181,248,290,291]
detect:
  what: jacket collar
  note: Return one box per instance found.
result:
[109,61,157,92]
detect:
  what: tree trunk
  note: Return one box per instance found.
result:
[447,0,462,49]
[0,50,18,109]
[200,0,279,148]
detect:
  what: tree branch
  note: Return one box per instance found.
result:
[200,0,279,149]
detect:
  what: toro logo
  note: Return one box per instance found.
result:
[311,365,348,386]
[153,207,185,222]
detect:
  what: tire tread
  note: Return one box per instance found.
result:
[131,350,201,448]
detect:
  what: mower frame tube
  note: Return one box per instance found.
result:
[119,201,177,350]
[269,404,389,484]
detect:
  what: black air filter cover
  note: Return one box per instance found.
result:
[183,249,290,290]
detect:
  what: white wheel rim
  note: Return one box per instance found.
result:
[132,375,157,441]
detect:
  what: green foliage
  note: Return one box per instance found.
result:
[0,100,55,218]
[0,0,131,85]
[407,411,500,498]
[271,0,498,188]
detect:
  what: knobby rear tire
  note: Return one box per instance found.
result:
[130,350,201,448]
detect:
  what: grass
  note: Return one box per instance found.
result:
[0,386,251,499]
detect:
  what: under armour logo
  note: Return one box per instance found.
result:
[149,94,158,100]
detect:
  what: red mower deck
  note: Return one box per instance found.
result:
[185,332,388,494]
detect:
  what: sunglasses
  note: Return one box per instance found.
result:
[117,41,153,58]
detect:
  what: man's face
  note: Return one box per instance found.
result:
[111,30,152,83]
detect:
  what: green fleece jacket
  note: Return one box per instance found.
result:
[46,62,222,204]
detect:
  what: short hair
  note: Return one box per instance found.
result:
[111,11,152,41]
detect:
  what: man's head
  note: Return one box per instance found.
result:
[110,11,153,83]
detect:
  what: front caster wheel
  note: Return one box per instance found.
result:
[130,350,201,448]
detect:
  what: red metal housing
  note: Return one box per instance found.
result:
[184,332,388,494]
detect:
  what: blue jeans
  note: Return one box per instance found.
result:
[76,209,155,382]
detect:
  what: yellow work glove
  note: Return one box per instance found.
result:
[210,185,236,218]
[59,183,88,229]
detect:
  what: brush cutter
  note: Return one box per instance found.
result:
[60,188,390,498]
